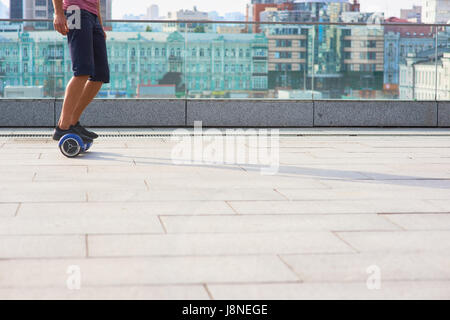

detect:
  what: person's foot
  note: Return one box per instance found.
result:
[53,125,73,141]
[52,125,92,141]
[74,122,99,139]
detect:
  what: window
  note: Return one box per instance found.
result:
[276,40,292,47]
[275,52,292,59]
[254,49,266,57]
[35,10,47,17]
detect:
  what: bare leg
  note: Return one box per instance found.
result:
[59,75,90,129]
[71,80,103,124]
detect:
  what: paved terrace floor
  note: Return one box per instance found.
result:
[0,128,449,300]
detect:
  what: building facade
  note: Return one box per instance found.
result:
[147,5,159,20]
[164,8,211,33]
[10,0,23,19]
[264,24,309,91]
[400,51,450,100]
[422,0,450,24]
[0,30,268,98]
[400,5,422,23]
[383,18,435,96]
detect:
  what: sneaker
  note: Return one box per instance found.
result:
[74,122,99,139]
[52,125,92,142]
[53,126,73,141]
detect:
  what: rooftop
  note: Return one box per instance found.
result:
[0,128,450,299]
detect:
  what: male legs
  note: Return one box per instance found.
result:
[58,75,89,130]
[54,9,109,140]
[58,78,103,130]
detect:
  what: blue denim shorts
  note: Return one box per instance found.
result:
[66,9,110,83]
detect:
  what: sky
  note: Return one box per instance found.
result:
[0,0,425,19]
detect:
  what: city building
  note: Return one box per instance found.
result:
[258,1,364,98]
[10,0,23,19]
[0,22,23,32]
[100,0,113,22]
[400,51,450,100]
[0,30,268,98]
[217,26,245,34]
[224,12,246,21]
[422,0,450,23]
[208,11,224,21]
[147,5,160,20]
[260,7,312,22]
[164,7,211,33]
[13,0,111,30]
[340,12,385,99]
[263,23,309,92]
[383,17,434,97]
[251,0,294,33]
[400,5,422,23]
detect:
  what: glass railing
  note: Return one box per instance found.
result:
[0,19,449,100]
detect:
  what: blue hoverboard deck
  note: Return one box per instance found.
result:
[58,133,93,158]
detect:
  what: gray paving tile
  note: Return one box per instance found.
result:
[0,256,297,287]
[381,214,450,230]
[18,201,235,217]
[337,231,450,253]
[160,214,398,233]
[88,232,353,257]
[228,200,442,215]
[276,188,450,201]
[0,235,85,259]
[281,252,450,282]
[0,204,19,218]
[0,285,210,300]
[207,281,450,300]
[0,213,164,235]
[0,185,86,203]
[87,188,285,202]
[428,200,450,212]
